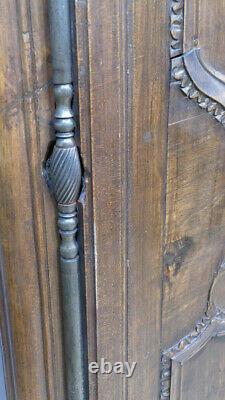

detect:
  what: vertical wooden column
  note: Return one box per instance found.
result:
[75,1,170,399]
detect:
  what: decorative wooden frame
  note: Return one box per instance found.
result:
[170,0,225,128]
[160,264,225,399]
[164,5,225,397]
[170,0,184,58]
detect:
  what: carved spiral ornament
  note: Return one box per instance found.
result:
[50,142,81,205]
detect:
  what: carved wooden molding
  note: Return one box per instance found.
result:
[172,50,225,127]
[47,1,88,399]
[170,0,184,58]
[166,3,225,398]
[160,263,225,399]
[170,1,225,128]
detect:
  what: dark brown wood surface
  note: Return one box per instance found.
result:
[126,2,169,399]
[1,0,225,399]
[162,84,225,347]
[85,1,127,398]
[0,0,65,398]
[74,2,97,399]
[75,0,170,399]
[161,1,225,399]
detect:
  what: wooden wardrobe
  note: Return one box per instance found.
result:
[1,0,225,399]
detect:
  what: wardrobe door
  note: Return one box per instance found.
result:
[161,1,225,399]
[75,1,225,399]
[75,1,169,399]
[1,0,225,399]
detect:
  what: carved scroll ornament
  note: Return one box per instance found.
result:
[170,0,184,58]
[160,263,225,399]
[170,0,225,128]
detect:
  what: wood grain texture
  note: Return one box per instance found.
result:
[86,1,126,399]
[163,0,225,347]
[198,0,225,74]
[184,0,225,72]
[0,245,16,399]
[74,1,97,399]
[126,1,169,399]
[181,338,225,400]
[0,0,65,398]
[161,0,225,397]
[162,83,225,348]
[75,1,170,399]
[2,0,225,398]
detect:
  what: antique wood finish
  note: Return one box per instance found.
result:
[162,0,225,399]
[0,246,15,399]
[84,2,127,399]
[75,1,170,399]
[1,0,225,399]
[0,0,65,398]
[47,0,88,398]
[126,3,169,399]
[161,263,225,399]
[74,2,98,399]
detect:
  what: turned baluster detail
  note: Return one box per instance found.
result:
[47,1,87,397]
